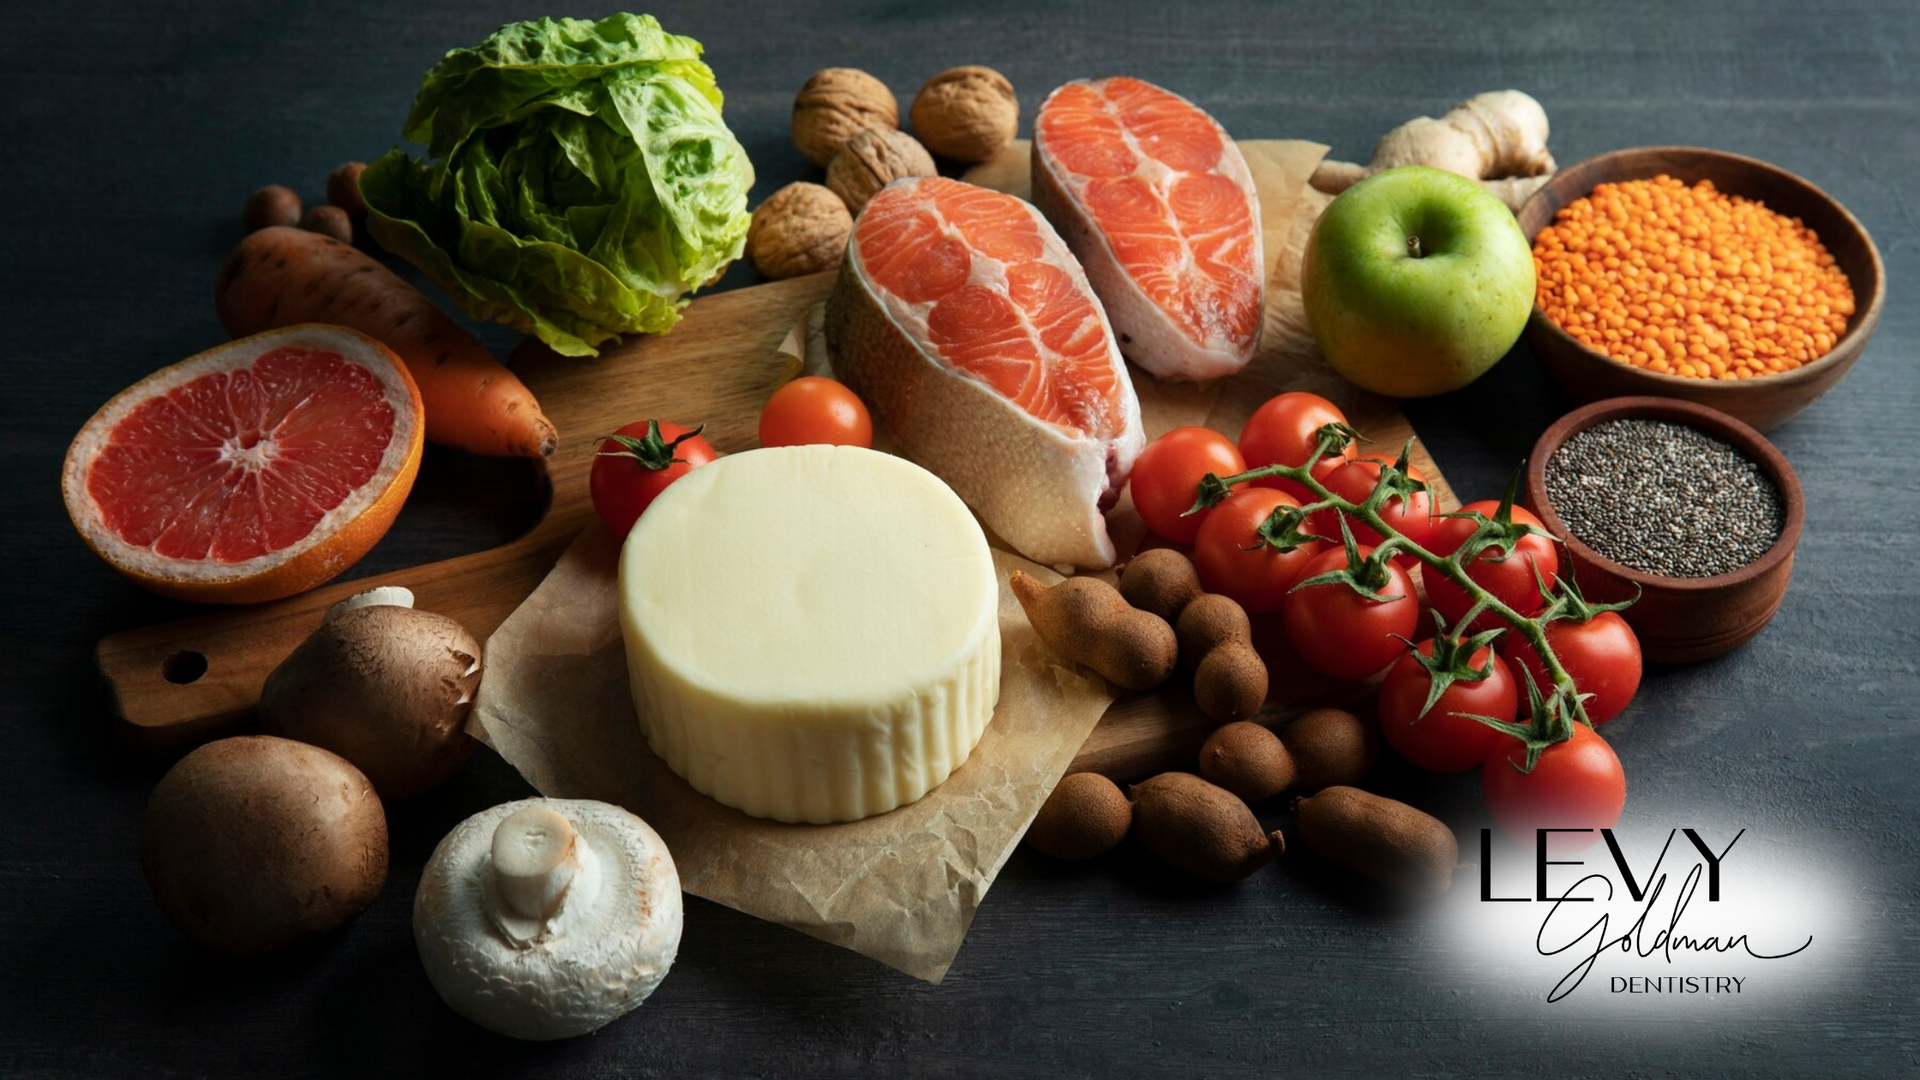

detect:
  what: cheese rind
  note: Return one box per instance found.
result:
[617,445,1001,823]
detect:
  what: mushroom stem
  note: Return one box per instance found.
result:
[325,586,415,622]
[491,805,579,922]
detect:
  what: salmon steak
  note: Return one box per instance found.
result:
[826,176,1145,569]
[1032,76,1264,382]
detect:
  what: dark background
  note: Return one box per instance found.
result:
[5,1,1916,1076]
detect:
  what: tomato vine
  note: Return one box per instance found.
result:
[1187,424,1627,772]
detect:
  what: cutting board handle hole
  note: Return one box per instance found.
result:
[162,651,207,685]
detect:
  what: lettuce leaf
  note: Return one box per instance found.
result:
[362,14,754,356]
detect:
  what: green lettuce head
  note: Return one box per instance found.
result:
[362,14,755,356]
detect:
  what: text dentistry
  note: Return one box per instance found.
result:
[1610,976,1747,994]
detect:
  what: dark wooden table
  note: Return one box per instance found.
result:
[5,1,1915,1076]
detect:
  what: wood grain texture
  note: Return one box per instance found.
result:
[94,273,829,752]
[6,1,1919,1078]
[96,141,1450,774]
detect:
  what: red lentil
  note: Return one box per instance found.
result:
[1532,175,1854,380]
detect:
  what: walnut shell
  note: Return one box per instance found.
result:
[826,128,938,213]
[746,182,853,280]
[793,68,899,167]
[911,66,1019,163]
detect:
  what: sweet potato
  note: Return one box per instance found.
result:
[216,227,556,458]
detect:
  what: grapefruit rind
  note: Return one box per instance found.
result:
[62,324,424,604]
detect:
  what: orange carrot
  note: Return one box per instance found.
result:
[215,226,557,458]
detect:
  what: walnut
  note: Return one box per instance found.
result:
[746,182,853,280]
[792,68,899,167]
[826,129,938,213]
[910,66,1019,163]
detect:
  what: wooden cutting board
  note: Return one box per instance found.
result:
[96,142,1458,774]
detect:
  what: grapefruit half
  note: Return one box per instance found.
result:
[63,324,424,604]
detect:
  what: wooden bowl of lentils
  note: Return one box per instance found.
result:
[1524,396,1804,663]
[1518,147,1884,432]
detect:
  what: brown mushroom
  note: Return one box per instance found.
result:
[259,588,482,798]
[141,735,388,955]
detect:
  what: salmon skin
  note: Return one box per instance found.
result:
[826,176,1145,569]
[1033,77,1264,382]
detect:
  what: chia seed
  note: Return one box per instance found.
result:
[1544,418,1783,578]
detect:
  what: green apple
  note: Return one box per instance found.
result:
[1302,165,1535,398]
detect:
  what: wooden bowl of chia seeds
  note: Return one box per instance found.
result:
[1517,147,1885,432]
[1523,396,1804,663]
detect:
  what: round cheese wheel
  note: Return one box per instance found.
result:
[617,444,1001,823]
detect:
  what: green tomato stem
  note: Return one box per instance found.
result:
[1208,442,1589,749]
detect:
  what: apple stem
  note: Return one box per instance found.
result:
[1407,235,1423,259]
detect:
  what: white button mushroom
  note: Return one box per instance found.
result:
[414,798,683,1040]
[259,586,482,798]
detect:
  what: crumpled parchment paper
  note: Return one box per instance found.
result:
[471,529,1112,983]
[469,138,1334,983]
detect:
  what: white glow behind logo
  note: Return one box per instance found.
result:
[1435,805,1867,1017]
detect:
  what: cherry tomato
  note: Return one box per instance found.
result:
[1280,545,1419,681]
[1192,487,1327,614]
[589,420,717,537]
[1426,500,1560,630]
[1378,642,1516,773]
[1130,426,1246,544]
[1236,392,1355,501]
[1310,455,1436,566]
[1482,723,1626,852]
[1501,611,1643,726]
[758,376,873,448]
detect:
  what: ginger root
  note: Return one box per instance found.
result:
[1311,90,1555,211]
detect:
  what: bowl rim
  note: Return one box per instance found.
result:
[1525,395,1805,593]
[1518,145,1887,393]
